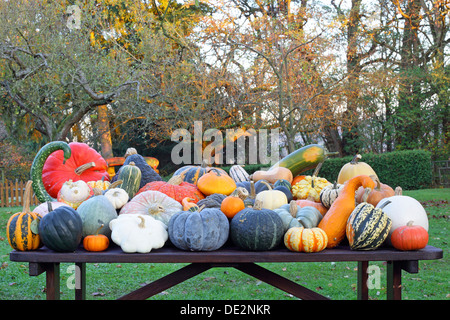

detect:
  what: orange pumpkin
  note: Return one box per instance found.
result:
[197,169,236,196]
[220,187,248,218]
[318,175,376,248]
[83,224,109,252]
[390,221,429,251]
[355,175,395,206]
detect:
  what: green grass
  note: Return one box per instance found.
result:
[0,188,448,300]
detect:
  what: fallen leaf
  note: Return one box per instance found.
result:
[92,292,105,296]
[203,277,216,282]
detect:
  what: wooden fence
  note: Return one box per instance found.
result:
[0,180,40,208]
[432,160,450,188]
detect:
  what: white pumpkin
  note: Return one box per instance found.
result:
[109,214,168,253]
[33,201,70,217]
[57,179,92,209]
[376,187,428,244]
[255,190,288,210]
[119,190,182,226]
[104,188,129,209]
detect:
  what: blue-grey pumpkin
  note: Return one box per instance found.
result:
[77,195,118,239]
[230,200,284,251]
[168,207,229,251]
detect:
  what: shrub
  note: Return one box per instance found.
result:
[310,150,433,190]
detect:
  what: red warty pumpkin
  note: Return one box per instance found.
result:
[42,142,110,198]
[136,175,205,204]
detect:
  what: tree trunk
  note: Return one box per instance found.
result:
[97,104,114,159]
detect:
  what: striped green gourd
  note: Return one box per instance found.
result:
[229,165,250,183]
[346,192,392,250]
[118,161,142,199]
[30,141,72,203]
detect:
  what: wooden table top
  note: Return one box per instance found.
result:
[9,244,443,264]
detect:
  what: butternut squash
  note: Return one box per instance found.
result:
[250,167,293,184]
[317,175,376,248]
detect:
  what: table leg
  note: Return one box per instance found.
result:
[387,261,402,300]
[45,263,60,300]
[357,261,369,300]
[75,263,86,300]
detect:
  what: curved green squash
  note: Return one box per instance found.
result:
[118,162,142,199]
[30,141,72,203]
[269,144,337,177]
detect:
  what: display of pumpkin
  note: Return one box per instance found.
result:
[15,140,437,256]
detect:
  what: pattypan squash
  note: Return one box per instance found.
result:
[109,214,168,253]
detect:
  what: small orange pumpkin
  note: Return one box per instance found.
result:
[83,224,109,252]
[220,187,248,218]
[197,169,236,196]
[390,221,428,251]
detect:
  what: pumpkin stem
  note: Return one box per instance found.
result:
[406,221,414,227]
[75,162,96,175]
[94,224,104,236]
[46,201,53,213]
[289,200,298,217]
[22,180,33,213]
[258,180,272,190]
[253,199,263,210]
[378,200,392,210]
[249,181,256,198]
[311,161,324,189]
[361,187,372,203]
[108,180,123,189]
[137,215,146,228]
[124,147,138,158]
[394,186,403,196]
[231,187,249,200]
[148,204,165,216]
[167,175,183,185]
[92,188,103,196]
[350,154,362,164]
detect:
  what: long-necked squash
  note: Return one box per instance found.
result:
[317,175,376,248]
[269,144,338,177]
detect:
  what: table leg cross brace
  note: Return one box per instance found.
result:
[118,262,329,300]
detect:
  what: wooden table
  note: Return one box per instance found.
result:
[9,244,443,300]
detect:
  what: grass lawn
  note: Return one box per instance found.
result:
[0,188,448,301]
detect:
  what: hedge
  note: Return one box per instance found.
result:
[220,149,433,190]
